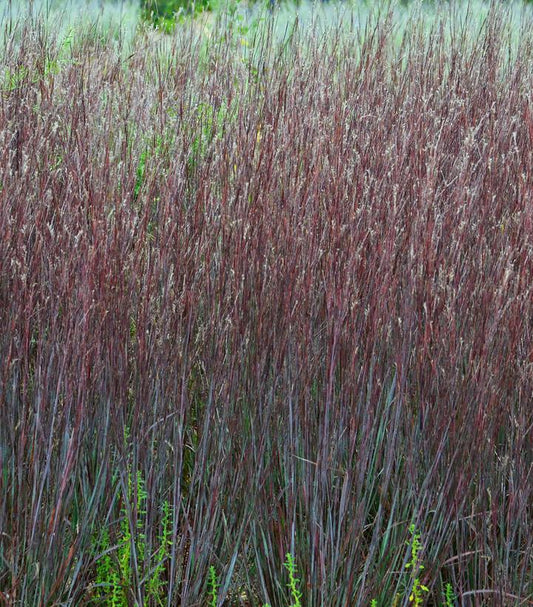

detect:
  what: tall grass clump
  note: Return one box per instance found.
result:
[1,1,533,604]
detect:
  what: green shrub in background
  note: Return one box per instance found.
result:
[140,0,214,26]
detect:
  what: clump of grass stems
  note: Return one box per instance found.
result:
[1,1,533,604]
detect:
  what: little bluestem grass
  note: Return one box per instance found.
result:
[1,2,533,604]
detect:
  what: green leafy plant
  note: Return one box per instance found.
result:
[146,499,173,604]
[94,528,125,606]
[93,471,139,606]
[93,469,171,605]
[134,135,166,202]
[442,582,456,607]
[284,553,302,607]
[405,525,429,606]
[134,149,148,201]
[2,65,29,92]
[207,565,219,607]
[187,101,234,175]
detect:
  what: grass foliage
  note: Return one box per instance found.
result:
[1,1,533,604]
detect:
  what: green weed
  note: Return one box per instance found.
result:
[94,528,124,606]
[442,582,456,607]
[187,100,234,174]
[406,525,429,606]
[207,565,219,606]
[134,149,148,201]
[284,553,303,607]
[2,65,29,92]
[93,469,172,605]
[147,499,173,604]
[133,135,166,201]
